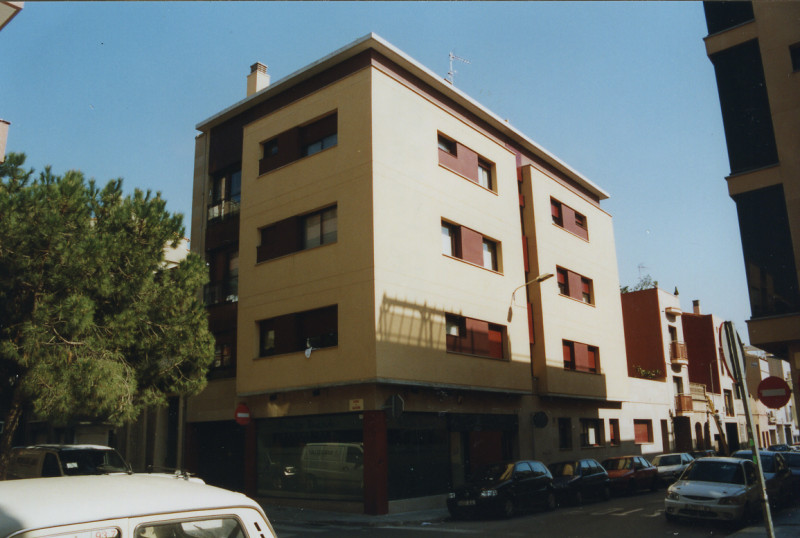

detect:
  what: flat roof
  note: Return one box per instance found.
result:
[197,33,608,201]
[0,475,265,537]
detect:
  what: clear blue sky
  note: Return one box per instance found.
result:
[0,2,752,339]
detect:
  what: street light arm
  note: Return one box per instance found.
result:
[508,273,553,322]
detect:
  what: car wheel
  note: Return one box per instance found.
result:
[545,491,556,511]
[502,497,515,518]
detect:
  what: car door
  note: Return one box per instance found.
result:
[529,461,551,507]
[577,460,592,496]
[512,461,534,509]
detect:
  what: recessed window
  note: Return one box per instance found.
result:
[441,222,459,257]
[551,199,563,227]
[258,205,337,263]
[303,133,338,157]
[438,134,456,155]
[263,139,279,158]
[258,305,338,357]
[558,418,572,450]
[441,220,501,272]
[580,418,604,447]
[477,159,493,190]
[303,206,338,249]
[556,266,594,304]
[259,111,338,175]
[438,133,496,192]
[550,197,588,240]
[609,419,620,446]
[445,313,505,360]
[563,340,599,374]
[633,419,653,444]
[482,239,498,271]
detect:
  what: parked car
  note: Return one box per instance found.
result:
[300,442,363,492]
[548,458,610,505]
[602,456,658,494]
[690,449,716,459]
[782,450,800,493]
[730,449,793,508]
[651,453,694,485]
[0,475,277,538]
[6,444,131,479]
[447,460,555,518]
[664,456,760,526]
[768,444,792,452]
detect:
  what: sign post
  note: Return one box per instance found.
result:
[720,321,774,537]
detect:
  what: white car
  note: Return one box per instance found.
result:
[664,457,761,525]
[651,452,694,485]
[0,475,276,538]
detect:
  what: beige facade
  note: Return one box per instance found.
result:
[187,34,636,513]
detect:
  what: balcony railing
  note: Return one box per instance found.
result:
[204,276,238,306]
[675,394,693,414]
[207,199,240,221]
[670,341,688,365]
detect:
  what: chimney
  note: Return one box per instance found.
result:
[0,119,9,163]
[692,300,701,314]
[247,62,269,96]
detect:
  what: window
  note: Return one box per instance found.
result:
[441,220,501,272]
[258,305,338,357]
[204,249,238,305]
[724,389,734,416]
[259,111,337,174]
[550,197,588,240]
[791,43,800,72]
[556,266,594,304]
[208,167,242,220]
[609,419,620,446]
[558,418,572,450]
[634,419,653,444]
[136,518,245,538]
[563,340,599,374]
[580,419,604,447]
[445,313,505,360]
[437,132,495,192]
[258,205,337,262]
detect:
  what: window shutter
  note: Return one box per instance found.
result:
[574,342,590,372]
[487,324,504,359]
[587,346,597,372]
[634,421,650,444]
[568,270,583,301]
[465,317,489,356]
[460,226,484,266]
[562,341,574,367]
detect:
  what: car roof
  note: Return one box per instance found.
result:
[0,475,265,536]
[690,456,748,464]
[14,444,117,452]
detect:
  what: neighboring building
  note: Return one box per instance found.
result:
[620,287,695,453]
[682,301,747,454]
[188,34,630,514]
[702,2,800,415]
[0,1,23,163]
[743,346,798,446]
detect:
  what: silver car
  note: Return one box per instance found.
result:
[652,452,694,485]
[664,457,760,525]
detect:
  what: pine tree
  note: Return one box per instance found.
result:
[0,153,214,476]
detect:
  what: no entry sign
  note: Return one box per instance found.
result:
[757,376,792,409]
[235,403,251,426]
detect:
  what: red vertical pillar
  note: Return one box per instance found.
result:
[363,410,388,515]
[244,420,257,497]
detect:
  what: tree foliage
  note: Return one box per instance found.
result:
[0,153,214,472]
[620,274,658,294]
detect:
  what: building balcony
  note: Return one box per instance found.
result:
[670,341,688,365]
[675,394,693,415]
[207,199,240,222]
[204,276,239,306]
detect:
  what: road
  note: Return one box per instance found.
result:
[271,489,773,537]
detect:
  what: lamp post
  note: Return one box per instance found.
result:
[507,273,553,322]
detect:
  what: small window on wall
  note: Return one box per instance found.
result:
[550,197,588,240]
[258,305,338,357]
[609,419,620,446]
[580,419,604,447]
[477,159,493,190]
[438,134,456,155]
[441,222,460,257]
[558,418,572,450]
[563,340,599,374]
[441,220,501,272]
[257,204,337,262]
[556,266,594,305]
[482,239,498,271]
[437,132,496,192]
[633,419,653,444]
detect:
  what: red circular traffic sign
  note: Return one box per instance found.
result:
[234,403,251,426]
[757,376,792,409]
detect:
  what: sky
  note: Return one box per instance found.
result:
[0,1,752,340]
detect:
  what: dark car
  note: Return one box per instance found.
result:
[548,458,610,505]
[768,444,792,452]
[690,449,716,459]
[602,455,658,494]
[730,450,793,508]
[447,460,555,519]
[783,450,800,494]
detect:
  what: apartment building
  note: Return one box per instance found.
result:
[744,346,798,446]
[187,34,629,514]
[703,3,800,411]
[620,288,695,454]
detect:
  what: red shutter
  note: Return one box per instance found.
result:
[587,346,597,373]
[465,317,489,356]
[527,302,534,344]
[460,226,484,266]
[551,199,561,219]
[487,324,504,359]
[568,271,583,301]
[634,421,650,444]
[562,341,574,368]
[521,236,529,273]
[574,342,590,372]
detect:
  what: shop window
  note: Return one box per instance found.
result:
[550,197,588,240]
[634,419,653,444]
[441,219,501,272]
[580,418,604,447]
[556,266,594,304]
[445,313,505,360]
[563,340,599,374]
[258,205,337,262]
[558,418,572,450]
[258,305,338,357]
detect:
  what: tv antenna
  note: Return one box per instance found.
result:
[447,51,470,85]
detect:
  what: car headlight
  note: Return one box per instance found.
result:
[480,489,498,497]
[448,492,456,499]
[666,491,680,501]
[719,494,745,506]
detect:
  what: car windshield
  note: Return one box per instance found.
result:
[549,461,579,477]
[603,458,632,471]
[683,461,744,484]
[472,463,514,483]
[732,452,775,473]
[653,455,681,466]
[60,449,129,475]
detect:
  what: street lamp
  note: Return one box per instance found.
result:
[507,273,554,322]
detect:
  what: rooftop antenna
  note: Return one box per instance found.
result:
[637,263,648,279]
[447,51,470,85]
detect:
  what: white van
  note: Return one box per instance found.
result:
[0,475,277,538]
[300,442,363,490]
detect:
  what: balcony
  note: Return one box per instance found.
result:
[204,276,239,306]
[675,394,693,415]
[207,199,240,222]
[670,341,688,365]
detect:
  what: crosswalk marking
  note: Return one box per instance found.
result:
[611,508,643,516]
